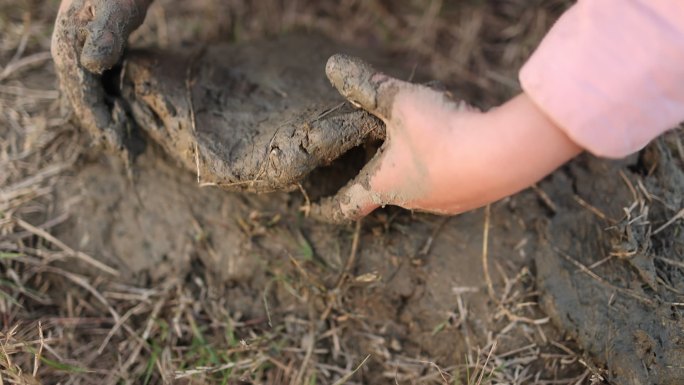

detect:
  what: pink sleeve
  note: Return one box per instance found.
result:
[519,0,684,158]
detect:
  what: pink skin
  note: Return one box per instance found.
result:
[321,69,581,220]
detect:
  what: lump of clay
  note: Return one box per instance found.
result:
[119,35,394,193]
[535,145,684,385]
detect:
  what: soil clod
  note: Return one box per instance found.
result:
[119,35,395,193]
[535,139,684,385]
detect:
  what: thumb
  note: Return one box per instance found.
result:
[325,54,405,122]
[80,0,150,74]
[310,155,386,224]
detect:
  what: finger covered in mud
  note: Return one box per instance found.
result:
[309,152,386,223]
[326,54,402,122]
[52,0,118,145]
[51,0,150,155]
[81,0,152,74]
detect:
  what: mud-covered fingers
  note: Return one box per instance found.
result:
[51,0,132,150]
[81,0,152,74]
[52,1,104,123]
[305,109,386,168]
[310,180,381,224]
[326,54,412,122]
[309,159,385,224]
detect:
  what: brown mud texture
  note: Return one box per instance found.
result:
[56,34,684,384]
[119,35,397,193]
[535,140,684,384]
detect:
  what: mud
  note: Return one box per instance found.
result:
[57,33,684,384]
[80,0,152,74]
[56,133,684,384]
[51,0,152,155]
[53,144,542,374]
[535,138,684,384]
[118,35,401,194]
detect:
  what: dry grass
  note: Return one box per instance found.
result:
[0,1,603,384]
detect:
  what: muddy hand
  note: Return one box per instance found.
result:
[310,54,481,223]
[51,0,152,151]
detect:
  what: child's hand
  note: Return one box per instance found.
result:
[51,0,152,152]
[312,55,582,223]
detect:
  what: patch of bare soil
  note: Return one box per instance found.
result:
[535,140,684,384]
[49,136,578,383]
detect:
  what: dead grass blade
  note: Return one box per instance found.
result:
[331,354,371,385]
[14,217,119,276]
[482,204,496,301]
[652,207,684,235]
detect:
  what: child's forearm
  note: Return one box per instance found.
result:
[481,93,581,194]
[435,93,581,213]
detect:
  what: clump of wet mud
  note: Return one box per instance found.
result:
[535,136,684,384]
[119,35,397,194]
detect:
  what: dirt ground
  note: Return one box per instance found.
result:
[2,1,684,385]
